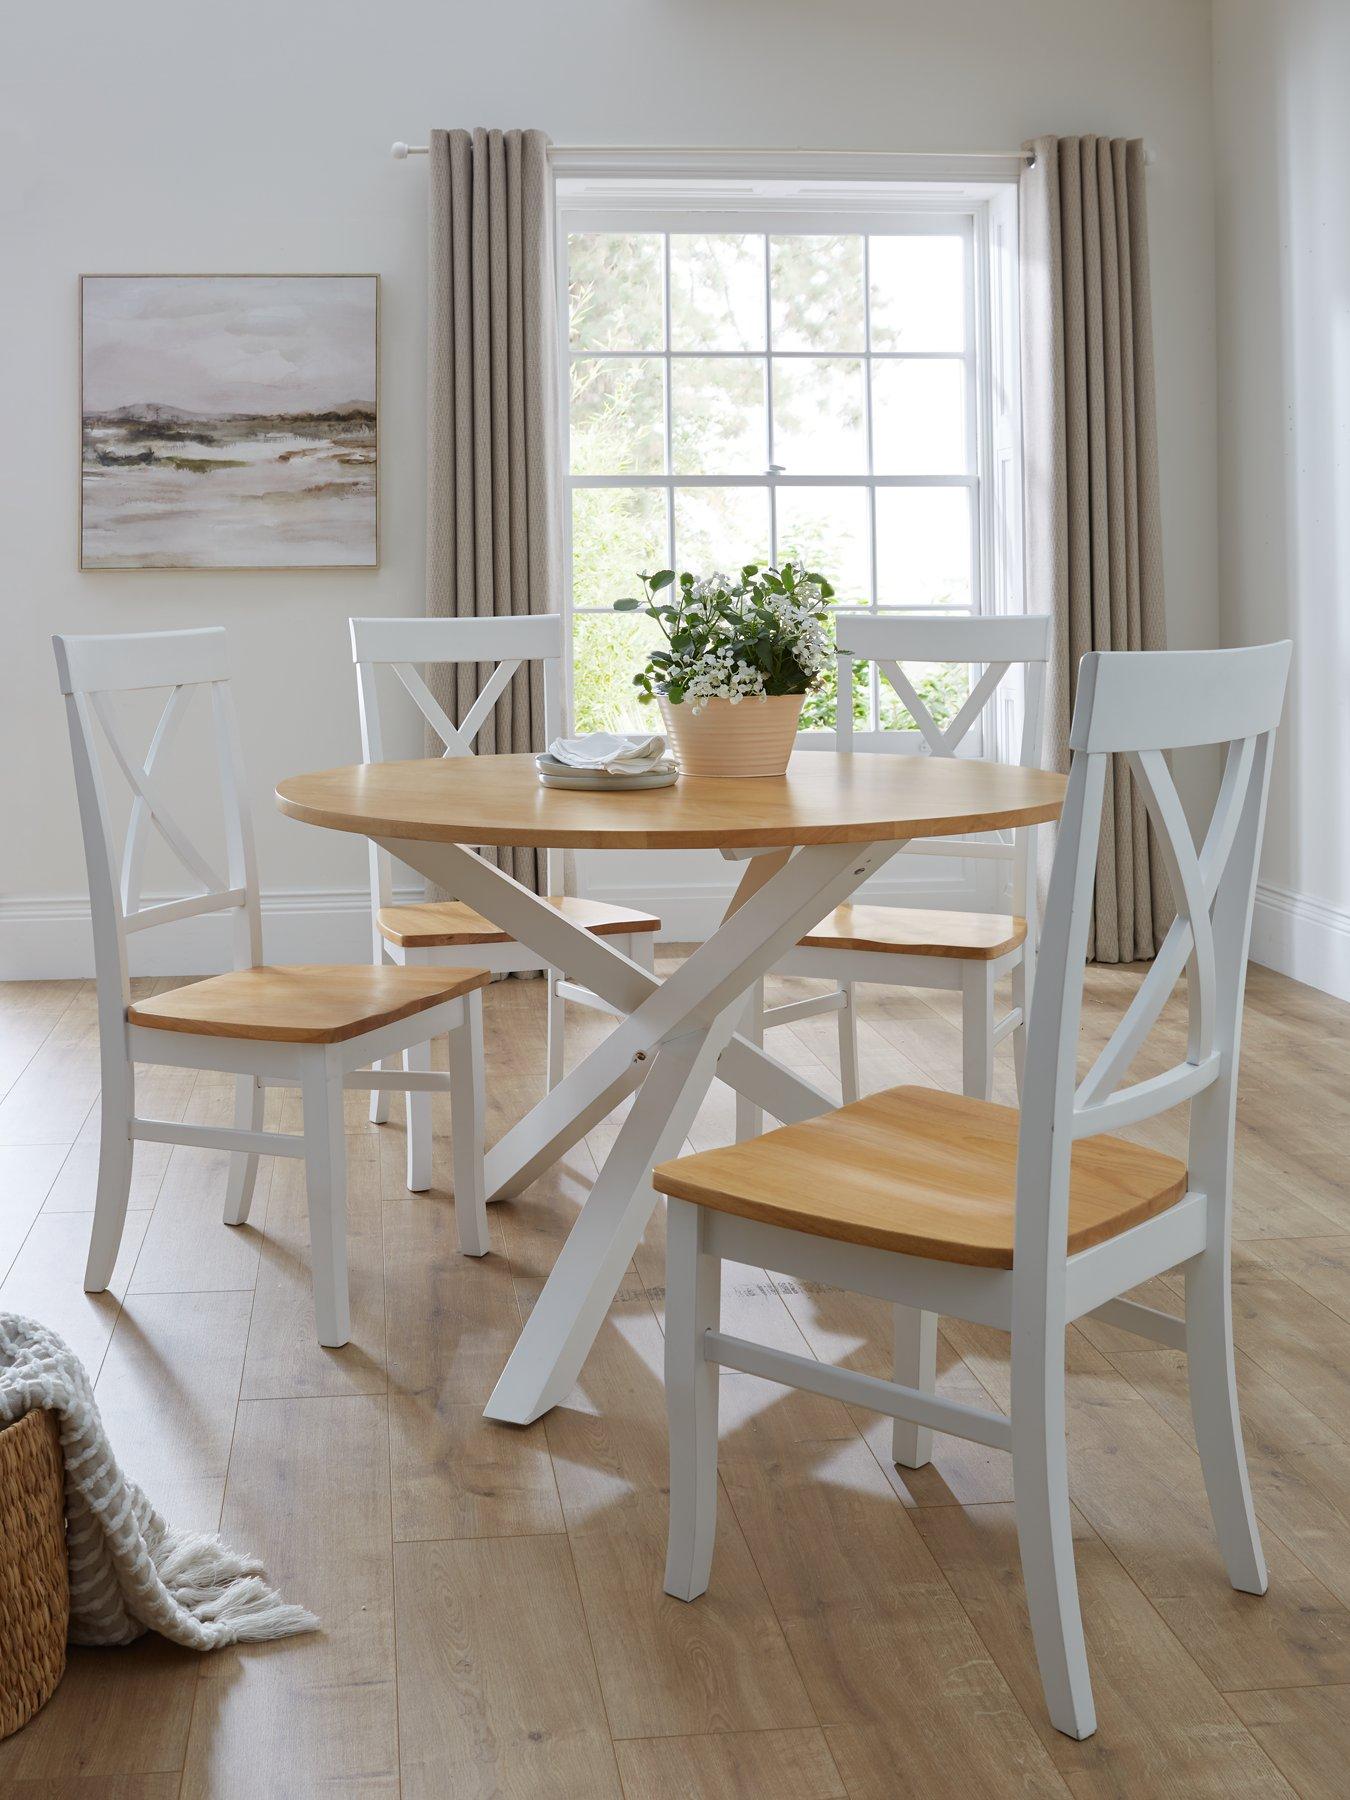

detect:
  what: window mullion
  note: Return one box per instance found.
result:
[862,234,880,730]
[663,233,676,568]
[764,232,777,565]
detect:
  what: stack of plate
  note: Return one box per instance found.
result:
[535,752,678,792]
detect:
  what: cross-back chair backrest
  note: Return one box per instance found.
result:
[53,627,262,1022]
[349,615,566,913]
[834,612,1052,920]
[1014,642,1292,1302]
[834,612,1050,765]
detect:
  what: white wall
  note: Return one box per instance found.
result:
[1,0,1220,973]
[1213,0,1350,998]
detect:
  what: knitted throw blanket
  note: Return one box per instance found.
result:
[0,1312,317,1648]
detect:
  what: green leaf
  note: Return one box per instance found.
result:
[612,597,642,612]
[649,570,675,590]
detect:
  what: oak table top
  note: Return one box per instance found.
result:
[275,752,1067,852]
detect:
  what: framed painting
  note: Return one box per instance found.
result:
[80,273,378,570]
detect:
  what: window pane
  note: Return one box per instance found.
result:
[772,358,866,474]
[869,235,966,351]
[799,611,872,733]
[774,487,870,604]
[570,358,665,475]
[871,360,966,474]
[670,235,765,350]
[771,236,864,351]
[673,486,771,575]
[878,660,971,731]
[568,233,664,351]
[572,613,662,733]
[875,488,971,608]
[671,358,765,474]
[571,488,667,612]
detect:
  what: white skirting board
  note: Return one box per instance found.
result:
[0,887,417,979]
[11,876,1349,1000]
[1250,881,1350,1003]
[0,870,976,979]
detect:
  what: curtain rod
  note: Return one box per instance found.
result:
[390,141,1041,163]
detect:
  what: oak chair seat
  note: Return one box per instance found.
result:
[376,894,661,950]
[653,1085,1188,1269]
[797,904,1029,960]
[127,963,491,1045]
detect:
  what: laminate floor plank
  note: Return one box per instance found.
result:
[1226,1685,1350,1800]
[614,1727,846,1800]
[393,1535,622,1800]
[545,1289,818,1740]
[0,1638,198,1786]
[942,1314,1350,1695]
[716,1376,1070,1796]
[383,1179,563,1542]
[0,962,1348,1798]
[128,1148,264,1297]
[914,1501,1294,1797]
[179,1394,397,1800]
[94,1289,253,1536]
[0,1206,151,1374]
[0,1143,68,1276]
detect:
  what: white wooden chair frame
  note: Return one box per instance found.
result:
[350,615,656,1190]
[54,627,488,1349]
[745,611,1051,1129]
[743,614,1050,1466]
[661,641,1292,1740]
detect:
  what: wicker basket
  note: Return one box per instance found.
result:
[0,1409,69,1738]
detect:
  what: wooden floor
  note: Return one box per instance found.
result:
[1,956,1349,1798]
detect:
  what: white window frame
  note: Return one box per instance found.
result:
[555,155,1023,759]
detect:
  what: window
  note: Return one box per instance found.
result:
[559,178,1021,741]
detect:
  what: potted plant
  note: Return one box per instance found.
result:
[614,562,834,777]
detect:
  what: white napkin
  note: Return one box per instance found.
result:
[547,732,670,775]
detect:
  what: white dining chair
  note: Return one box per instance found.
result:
[740,611,1050,1136]
[54,627,491,1349]
[350,614,660,1188]
[653,640,1291,1740]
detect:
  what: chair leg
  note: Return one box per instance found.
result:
[370,946,398,1123]
[299,1051,351,1349]
[448,989,489,1258]
[369,1058,393,1125]
[837,981,860,1104]
[1185,1236,1268,1594]
[404,1041,433,1193]
[223,1073,264,1226]
[85,1052,135,1293]
[961,962,995,1101]
[546,972,565,1091]
[630,931,656,973]
[1012,1319,1096,1740]
[735,979,765,1141]
[664,1196,721,1602]
[1011,949,1029,1102]
[892,1305,938,1469]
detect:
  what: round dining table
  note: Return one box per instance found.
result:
[276,751,1066,1424]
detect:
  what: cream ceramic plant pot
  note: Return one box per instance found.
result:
[658,693,804,778]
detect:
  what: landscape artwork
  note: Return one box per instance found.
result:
[80,274,378,569]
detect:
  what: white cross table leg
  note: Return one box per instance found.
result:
[486,1005,742,1422]
[374,833,904,1422]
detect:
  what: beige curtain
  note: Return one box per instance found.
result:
[426,127,561,893]
[1020,135,1172,961]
